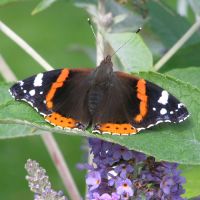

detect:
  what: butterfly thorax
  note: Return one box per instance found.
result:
[87,55,114,115]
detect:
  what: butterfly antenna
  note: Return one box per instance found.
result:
[88,18,97,40]
[87,18,104,58]
[111,27,142,57]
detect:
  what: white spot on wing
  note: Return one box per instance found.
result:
[170,111,174,114]
[160,108,167,115]
[29,89,35,96]
[153,107,156,111]
[23,90,27,93]
[178,103,184,108]
[18,81,24,86]
[34,73,43,87]
[158,90,169,105]
[40,91,43,94]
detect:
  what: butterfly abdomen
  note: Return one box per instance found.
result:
[88,87,104,115]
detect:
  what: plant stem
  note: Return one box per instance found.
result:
[0,21,81,200]
[96,0,106,65]
[0,55,16,82]
[154,19,200,71]
[177,0,188,17]
[41,133,81,200]
[0,21,53,71]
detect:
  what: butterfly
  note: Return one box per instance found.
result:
[9,55,189,135]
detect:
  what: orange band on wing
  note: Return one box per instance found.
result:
[98,123,137,135]
[46,69,69,109]
[45,112,77,128]
[134,79,148,122]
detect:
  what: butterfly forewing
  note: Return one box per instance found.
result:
[10,68,93,130]
[115,72,189,130]
[9,69,62,116]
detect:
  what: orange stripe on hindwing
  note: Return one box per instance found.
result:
[46,69,69,109]
[45,112,77,128]
[134,79,148,122]
[98,123,137,135]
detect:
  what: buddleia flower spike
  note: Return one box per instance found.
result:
[25,159,67,200]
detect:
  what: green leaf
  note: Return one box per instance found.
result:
[161,43,200,72]
[147,1,200,48]
[106,32,153,72]
[1,71,200,164]
[0,124,45,139]
[167,67,200,89]
[32,0,58,15]
[0,83,48,138]
[0,0,28,6]
[189,196,200,200]
[181,165,200,198]
[0,83,13,105]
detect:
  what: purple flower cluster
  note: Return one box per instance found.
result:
[82,138,186,200]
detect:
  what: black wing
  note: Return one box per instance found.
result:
[116,71,189,129]
[92,71,189,135]
[9,68,93,129]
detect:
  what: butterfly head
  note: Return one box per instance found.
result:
[92,55,114,84]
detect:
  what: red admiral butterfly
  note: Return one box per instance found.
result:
[9,55,189,135]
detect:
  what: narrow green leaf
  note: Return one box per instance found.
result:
[167,67,200,89]
[106,32,153,72]
[147,1,200,48]
[32,0,58,15]
[161,43,200,72]
[1,71,200,164]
